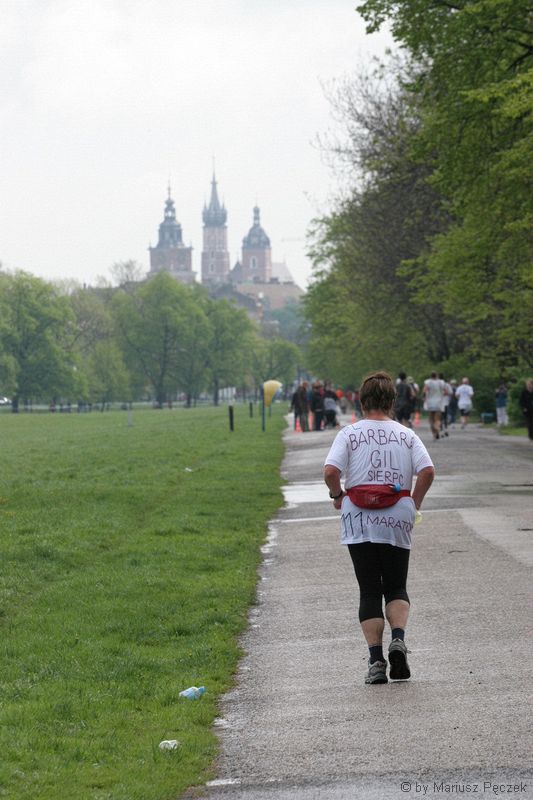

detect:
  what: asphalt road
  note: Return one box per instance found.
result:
[201,419,533,800]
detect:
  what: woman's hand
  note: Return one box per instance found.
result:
[333,492,345,510]
[324,465,344,510]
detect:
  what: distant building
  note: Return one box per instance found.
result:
[226,206,303,316]
[239,206,272,283]
[146,175,304,314]
[230,277,303,312]
[148,186,195,284]
[201,174,230,286]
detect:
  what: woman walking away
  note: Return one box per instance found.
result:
[456,377,474,429]
[324,372,435,685]
[423,371,446,439]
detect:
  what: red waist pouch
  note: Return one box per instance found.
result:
[346,484,411,509]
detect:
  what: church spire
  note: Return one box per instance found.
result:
[203,173,227,226]
[157,185,183,246]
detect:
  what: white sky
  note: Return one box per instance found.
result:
[0,0,391,290]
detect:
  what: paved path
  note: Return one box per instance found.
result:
[203,421,533,800]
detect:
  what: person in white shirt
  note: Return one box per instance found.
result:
[324,371,435,685]
[423,371,447,440]
[439,372,453,437]
[455,377,474,429]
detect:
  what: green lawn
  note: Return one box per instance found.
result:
[497,425,528,436]
[0,405,286,799]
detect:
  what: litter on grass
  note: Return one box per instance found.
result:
[159,740,180,751]
[179,686,205,699]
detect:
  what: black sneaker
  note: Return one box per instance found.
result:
[388,639,411,680]
[364,659,388,684]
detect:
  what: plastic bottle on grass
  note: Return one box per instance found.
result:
[179,686,205,699]
[159,739,180,751]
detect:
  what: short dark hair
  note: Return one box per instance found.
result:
[399,371,407,381]
[360,371,396,414]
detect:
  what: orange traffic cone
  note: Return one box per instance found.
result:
[414,410,421,427]
[295,417,302,433]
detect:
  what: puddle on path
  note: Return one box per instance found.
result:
[282,482,329,504]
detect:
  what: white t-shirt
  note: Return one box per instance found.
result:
[424,378,446,411]
[324,419,434,549]
[442,382,452,410]
[455,384,474,410]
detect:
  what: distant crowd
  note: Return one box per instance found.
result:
[289,380,361,432]
[290,374,533,441]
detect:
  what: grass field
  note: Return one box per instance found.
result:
[0,405,286,799]
[498,425,528,436]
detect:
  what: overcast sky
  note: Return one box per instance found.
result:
[0,0,391,290]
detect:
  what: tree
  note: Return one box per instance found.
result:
[356,0,533,369]
[203,299,254,405]
[0,271,75,410]
[86,340,131,409]
[112,272,209,407]
[250,336,300,394]
[305,68,452,383]
[109,260,145,288]
[268,299,309,347]
[174,301,211,407]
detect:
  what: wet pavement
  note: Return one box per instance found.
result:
[202,419,533,800]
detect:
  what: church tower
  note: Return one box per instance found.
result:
[149,185,195,284]
[201,174,230,285]
[241,206,272,283]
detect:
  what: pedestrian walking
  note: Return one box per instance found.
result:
[456,377,474,429]
[448,380,458,425]
[519,379,533,440]
[407,376,418,408]
[310,381,325,431]
[323,383,339,428]
[395,372,414,427]
[290,382,310,431]
[439,373,452,437]
[290,387,300,430]
[324,371,435,685]
[423,371,447,440]
[495,383,509,427]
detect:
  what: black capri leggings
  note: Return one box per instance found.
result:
[348,542,410,622]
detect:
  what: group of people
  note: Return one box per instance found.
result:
[394,372,474,438]
[290,380,353,432]
[421,373,474,439]
[294,373,533,442]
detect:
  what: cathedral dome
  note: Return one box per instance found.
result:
[156,187,183,248]
[242,206,270,249]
